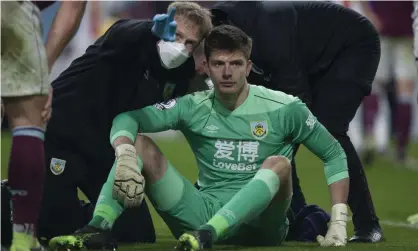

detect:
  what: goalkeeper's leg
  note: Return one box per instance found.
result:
[135,135,218,238]
[49,135,215,250]
[226,196,291,246]
[176,155,292,250]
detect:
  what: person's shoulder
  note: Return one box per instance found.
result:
[185,89,214,104]
[292,1,340,9]
[99,19,155,52]
[261,1,295,12]
[251,85,299,106]
[107,19,153,34]
[189,89,214,101]
[292,1,355,18]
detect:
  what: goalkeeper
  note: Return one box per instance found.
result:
[50,25,349,250]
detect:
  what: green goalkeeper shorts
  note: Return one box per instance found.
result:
[149,163,290,246]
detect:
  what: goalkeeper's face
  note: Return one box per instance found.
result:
[205,49,252,95]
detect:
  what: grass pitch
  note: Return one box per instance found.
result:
[1,131,417,251]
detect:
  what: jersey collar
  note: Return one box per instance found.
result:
[213,85,254,116]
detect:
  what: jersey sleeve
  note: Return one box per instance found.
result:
[280,100,348,185]
[110,96,192,145]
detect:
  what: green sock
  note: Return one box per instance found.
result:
[89,156,143,230]
[147,160,184,211]
[200,169,281,242]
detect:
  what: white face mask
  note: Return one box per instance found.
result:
[157,40,190,69]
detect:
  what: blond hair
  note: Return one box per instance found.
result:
[168,1,212,38]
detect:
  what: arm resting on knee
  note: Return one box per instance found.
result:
[280,99,349,204]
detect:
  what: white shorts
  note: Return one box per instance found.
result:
[413,1,418,59]
[375,36,417,82]
[1,1,49,97]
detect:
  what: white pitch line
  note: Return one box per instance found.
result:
[379,220,418,230]
[347,217,418,230]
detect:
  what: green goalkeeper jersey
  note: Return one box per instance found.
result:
[111,85,348,202]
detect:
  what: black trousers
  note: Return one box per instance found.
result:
[37,136,156,243]
[291,31,381,232]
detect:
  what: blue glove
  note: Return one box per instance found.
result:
[152,7,177,42]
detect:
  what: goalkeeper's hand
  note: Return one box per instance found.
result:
[113,144,145,208]
[316,203,348,247]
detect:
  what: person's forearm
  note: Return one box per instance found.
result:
[110,112,141,147]
[45,1,87,70]
[301,121,349,204]
[329,177,349,205]
[322,143,349,205]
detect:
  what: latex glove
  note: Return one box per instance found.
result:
[317,203,348,247]
[152,7,177,42]
[113,144,145,208]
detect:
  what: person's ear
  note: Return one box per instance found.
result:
[246,60,252,77]
[203,60,209,75]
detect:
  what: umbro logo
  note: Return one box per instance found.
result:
[205,125,219,133]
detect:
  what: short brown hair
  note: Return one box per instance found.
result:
[168,2,212,38]
[204,25,253,59]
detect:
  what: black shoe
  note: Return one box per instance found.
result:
[175,230,213,251]
[49,225,117,250]
[349,227,384,243]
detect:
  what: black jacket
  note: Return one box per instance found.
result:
[47,20,195,158]
[212,1,378,104]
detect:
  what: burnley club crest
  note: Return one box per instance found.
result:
[250,121,268,139]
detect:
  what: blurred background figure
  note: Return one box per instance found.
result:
[359,1,417,168]
[338,1,418,168]
[1,1,86,250]
[406,0,418,227]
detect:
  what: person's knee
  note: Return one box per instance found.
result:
[261,156,291,180]
[134,135,166,181]
[3,95,48,129]
[396,79,416,97]
[134,135,164,167]
[261,156,292,202]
